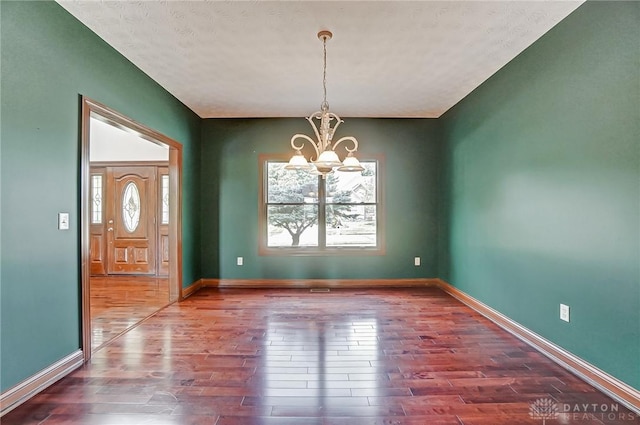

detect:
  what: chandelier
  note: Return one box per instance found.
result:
[285,30,364,177]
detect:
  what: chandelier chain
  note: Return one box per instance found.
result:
[322,35,328,110]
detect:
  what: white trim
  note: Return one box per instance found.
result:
[437,279,640,414]
[0,350,84,417]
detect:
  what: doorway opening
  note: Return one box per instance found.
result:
[80,97,183,360]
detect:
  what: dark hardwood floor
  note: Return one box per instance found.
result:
[4,287,637,424]
[90,276,170,350]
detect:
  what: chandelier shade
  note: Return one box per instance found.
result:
[286,30,363,178]
[337,152,365,172]
[284,150,311,171]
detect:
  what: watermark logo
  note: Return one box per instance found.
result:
[529,398,638,423]
[529,398,559,424]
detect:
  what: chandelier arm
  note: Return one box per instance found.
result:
[309,110,323,119]
[326,112,343,136]
[305,115,323,149]
[332,136,359,153]
[290,134,321,160]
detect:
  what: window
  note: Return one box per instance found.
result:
[259,155,384,255]
[161,174,170,225]
[91,174,103,224]
[122,181,141,233]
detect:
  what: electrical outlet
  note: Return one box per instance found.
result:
[560,304,570,322]
[236,257,243,266]
[414,257,421,266]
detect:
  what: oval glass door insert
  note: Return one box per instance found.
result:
[122,181,141,232]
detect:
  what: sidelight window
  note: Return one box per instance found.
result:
[91,174,103,224]
[161,174,170,224]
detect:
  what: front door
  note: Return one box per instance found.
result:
[106,167,157,275]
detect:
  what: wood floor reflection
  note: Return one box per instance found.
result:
[90,276,170,351]
[4,287,636,424]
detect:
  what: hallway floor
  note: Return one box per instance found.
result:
[90,276,170,350]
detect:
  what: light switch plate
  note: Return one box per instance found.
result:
[560,304,570,322]
[414,257,421,266]
[58,213,70,230]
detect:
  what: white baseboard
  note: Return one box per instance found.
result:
[0,350,84,417]
[437,279,639,414]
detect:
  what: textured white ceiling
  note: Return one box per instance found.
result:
[56,1,584,118]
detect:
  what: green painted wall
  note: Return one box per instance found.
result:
[201,118,440,279]
[0,1,201,392]
[440,1,639,389]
